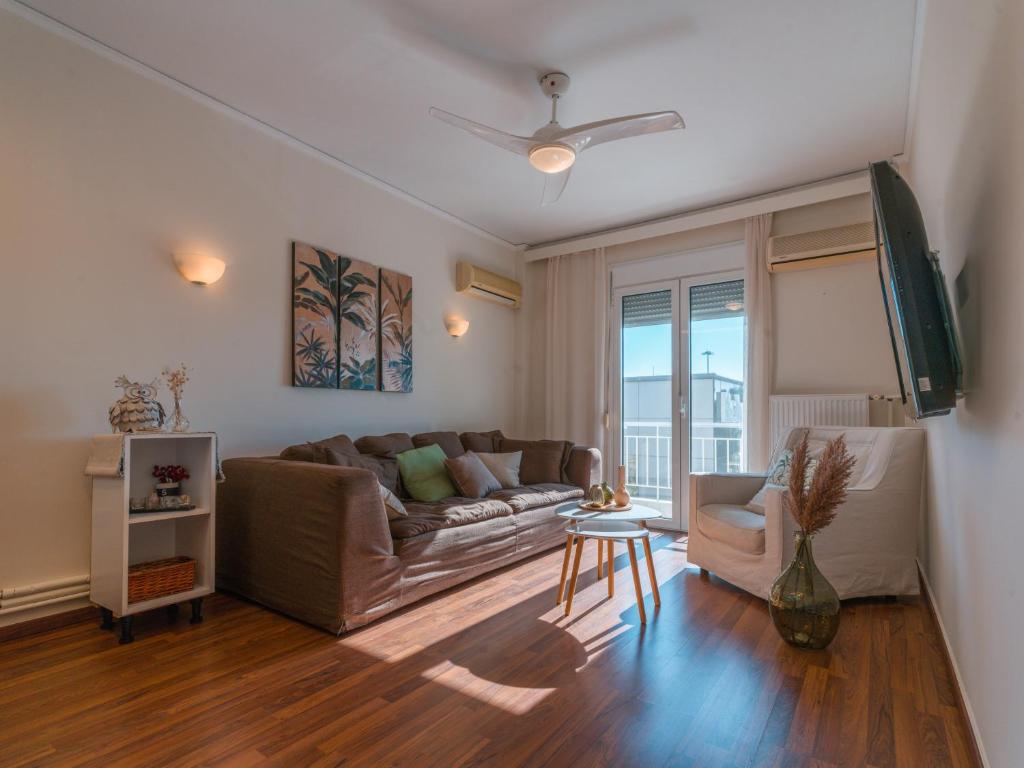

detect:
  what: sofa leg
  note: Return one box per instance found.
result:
[699,568,710,578]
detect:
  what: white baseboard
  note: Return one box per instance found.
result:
[917,559,990,768]
[0,574,90,619]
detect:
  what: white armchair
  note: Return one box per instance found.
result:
[687,426,926,599]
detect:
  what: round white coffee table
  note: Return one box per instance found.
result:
[554,503,662,617]
[555,501,662,525]
[561,520,658,624]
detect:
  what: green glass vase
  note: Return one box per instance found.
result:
[769,533,840,649]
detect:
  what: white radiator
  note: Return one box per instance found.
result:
[769,394,869,453]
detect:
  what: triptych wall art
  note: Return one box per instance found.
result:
[292,241,412,392]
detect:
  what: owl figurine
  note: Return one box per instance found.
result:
[108,376,166,433]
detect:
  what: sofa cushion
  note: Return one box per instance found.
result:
[696,503,766,555]
[497,438,573,485]
[280,433,359,463]
[412,431,465,458]
[445,452,501,498]
[397,444,457,502]
[320,446,401,496]
[355,432,415,458]
[389,498,515,539]
[459,430,505,453]
[488,483,584,513]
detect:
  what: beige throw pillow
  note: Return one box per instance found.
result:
[746,450,819,514]
[475,450,522,489]
[379,483,407,520]
[444,452,501,498]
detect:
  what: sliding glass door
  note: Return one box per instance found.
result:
[613,272,746,530]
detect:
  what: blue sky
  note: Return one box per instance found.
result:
[623,316,745,381]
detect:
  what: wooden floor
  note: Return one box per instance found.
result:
[0,534,978,767]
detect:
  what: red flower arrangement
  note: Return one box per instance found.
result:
[153,464,190,484]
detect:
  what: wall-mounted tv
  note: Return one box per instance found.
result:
[869,160,963,419]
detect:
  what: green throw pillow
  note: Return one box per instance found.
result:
[396,444,457,502]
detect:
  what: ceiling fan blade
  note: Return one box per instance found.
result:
[429,107,534,156]
[553,111,685,153]
[541,167,572,206]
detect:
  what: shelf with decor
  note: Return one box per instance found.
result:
[87,432,217,644]
[127,506,210,525]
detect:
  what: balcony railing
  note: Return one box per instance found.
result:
[623,421,744,503]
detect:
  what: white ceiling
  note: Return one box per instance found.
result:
[20,0,919,246]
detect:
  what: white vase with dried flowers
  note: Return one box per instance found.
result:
[163,364,191,433]
[768,432,856,649]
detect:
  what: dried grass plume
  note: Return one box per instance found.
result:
[784,433,856,535]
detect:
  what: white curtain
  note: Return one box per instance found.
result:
[520,248,610,470]
[744,213,774,471]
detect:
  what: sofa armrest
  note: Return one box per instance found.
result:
[566,446,602,490]
[690,472,766,507]
[216,457,401,633]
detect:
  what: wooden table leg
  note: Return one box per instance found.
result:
[607,540,615,598]
[557,533,574,605]
[597,538,604,580]
[564,535,586,617]
[627,541,647,625]
[641,534,661,607]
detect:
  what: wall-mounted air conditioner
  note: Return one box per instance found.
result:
[456,261,521,308]
[767,221,877,273]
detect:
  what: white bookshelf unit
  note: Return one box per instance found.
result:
[89,432,217,644]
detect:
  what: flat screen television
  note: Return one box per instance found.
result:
[869,160,963,418]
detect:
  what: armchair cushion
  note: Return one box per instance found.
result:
[696,503,766,555]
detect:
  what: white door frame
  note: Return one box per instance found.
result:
[611,279,682,530]
[610,268,745,532]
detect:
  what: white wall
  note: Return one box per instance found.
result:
[0,10,518,624]
[904,0,1023,764]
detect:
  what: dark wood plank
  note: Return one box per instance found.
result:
[0,534,979,767]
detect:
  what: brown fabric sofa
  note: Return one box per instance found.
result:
[216,430,601,634]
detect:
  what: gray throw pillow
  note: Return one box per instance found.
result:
[379,483,407,520]
[444,452,501,498]
[474,451,522,489]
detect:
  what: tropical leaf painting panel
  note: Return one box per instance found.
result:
[292,242,339,388]
[338,258,378,390]
[380,268,413,393]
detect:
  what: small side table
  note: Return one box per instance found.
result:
[561,520,660,624]
[555,502,661,606]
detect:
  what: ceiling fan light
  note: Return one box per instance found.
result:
[528,143,575,174]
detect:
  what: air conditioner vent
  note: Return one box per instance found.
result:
[768,221,876,273]
[456,261,521,308]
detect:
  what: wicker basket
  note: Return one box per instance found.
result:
[128,556,196,604]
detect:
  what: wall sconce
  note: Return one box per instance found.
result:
[174,252,226,285]
[445,315,470,338]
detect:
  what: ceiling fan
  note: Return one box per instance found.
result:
[430,72,685,206]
